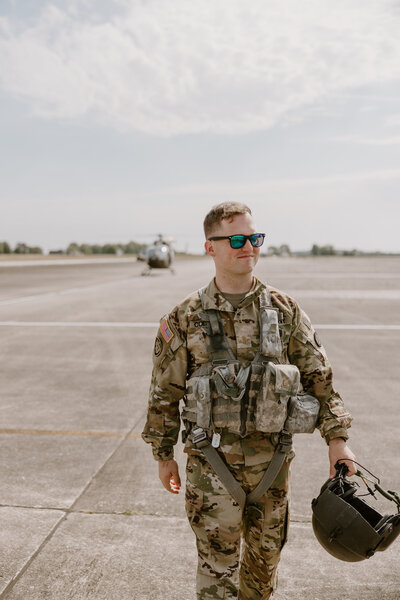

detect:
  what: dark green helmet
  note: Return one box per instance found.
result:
[311,461,400,562]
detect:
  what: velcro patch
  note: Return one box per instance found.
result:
[160,317,174,343]
[314,331,322,347]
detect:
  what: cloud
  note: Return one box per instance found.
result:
[329,135,400,145]
[0,0,400,135]
[146,168,400,199]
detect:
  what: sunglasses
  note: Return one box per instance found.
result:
[208,233,265,249]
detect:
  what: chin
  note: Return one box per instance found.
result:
[236,263,255,274]
[238,257,256,269]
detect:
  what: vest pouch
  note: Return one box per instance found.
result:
[211,361,249,431]
[284,394,320,434]
[183,374,212,429]
[213,362,249,401]
[260,308,283,358]
[255,363,301,432]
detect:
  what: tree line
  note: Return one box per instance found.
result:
[0,242,43,254]
[0,241,392,257]
[310,244,358,256]
[64,241,147,255]
[0,240,147,255]
[268,244,359,256]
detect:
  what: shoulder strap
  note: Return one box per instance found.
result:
[198,287,236,364]
[246,432,292,503]
[258,286,282,358]
[259,286,272,307]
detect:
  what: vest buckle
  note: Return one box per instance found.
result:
[189,427,209,448]
[277,429,293,454]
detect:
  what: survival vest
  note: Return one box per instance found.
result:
[182,287,303,437]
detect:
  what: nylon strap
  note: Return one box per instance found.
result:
[199,286,273,366]
[191,429,292,510]
[201,443,247,511]
[246,449,287,504]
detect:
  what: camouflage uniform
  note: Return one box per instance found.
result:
[142,278,352,599]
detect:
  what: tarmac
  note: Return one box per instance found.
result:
[0,254,399,600]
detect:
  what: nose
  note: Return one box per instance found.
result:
[242,238,254,250]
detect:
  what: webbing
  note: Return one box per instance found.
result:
[246,450,288,504]
[201,443,247,511]
[193,432,292,509]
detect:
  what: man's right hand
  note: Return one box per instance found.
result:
[158,459,181,494]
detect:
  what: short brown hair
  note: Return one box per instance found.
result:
[203,202,252,238]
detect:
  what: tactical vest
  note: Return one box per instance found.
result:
[182,287,302,436]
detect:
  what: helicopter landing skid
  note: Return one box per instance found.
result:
[141,266,175,276]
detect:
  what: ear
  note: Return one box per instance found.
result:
[204,240,215,257]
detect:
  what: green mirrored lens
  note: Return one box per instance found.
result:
[250,234,264,247]
[230,235,246,248]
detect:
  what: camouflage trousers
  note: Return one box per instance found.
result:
[185,452,291,600]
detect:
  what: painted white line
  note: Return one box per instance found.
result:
[0,321,159,328]
[275,273,400,279]
[0,322,399,331]
[288,290,400,299]
[314,324,400,330]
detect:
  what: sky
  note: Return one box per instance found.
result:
[1,0,400,254]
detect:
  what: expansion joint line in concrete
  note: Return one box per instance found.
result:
[0,503,177,518]
[0,502,314,522]
[0,414,146,599]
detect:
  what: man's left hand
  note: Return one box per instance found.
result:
[328,438,357,479]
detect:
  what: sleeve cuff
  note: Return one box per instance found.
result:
[152,445,174,461]
[325,428,349,445]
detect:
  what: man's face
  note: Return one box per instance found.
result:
[204,213,261,278]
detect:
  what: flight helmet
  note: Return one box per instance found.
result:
[311,460,400,562]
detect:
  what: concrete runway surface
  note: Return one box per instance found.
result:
[0,255,399,600]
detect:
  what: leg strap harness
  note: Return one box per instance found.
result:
[189,426,293,511]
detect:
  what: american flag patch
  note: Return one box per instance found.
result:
[160,317,174,343]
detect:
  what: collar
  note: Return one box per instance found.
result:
[201,277,267,312]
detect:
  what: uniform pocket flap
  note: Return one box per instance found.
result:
[269,363,301,395]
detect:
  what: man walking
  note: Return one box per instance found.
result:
[142,202,355,599]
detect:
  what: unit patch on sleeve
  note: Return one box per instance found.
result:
[160,317,175,343]
[154,336,163,357]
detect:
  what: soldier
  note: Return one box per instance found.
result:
[142,202,356,599]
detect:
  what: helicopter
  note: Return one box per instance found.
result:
[140,234,175,275]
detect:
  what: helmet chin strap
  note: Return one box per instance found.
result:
[335,459,400,512]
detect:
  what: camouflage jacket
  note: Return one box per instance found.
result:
[142,278,352,462]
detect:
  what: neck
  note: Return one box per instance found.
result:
[215,272,254,294]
